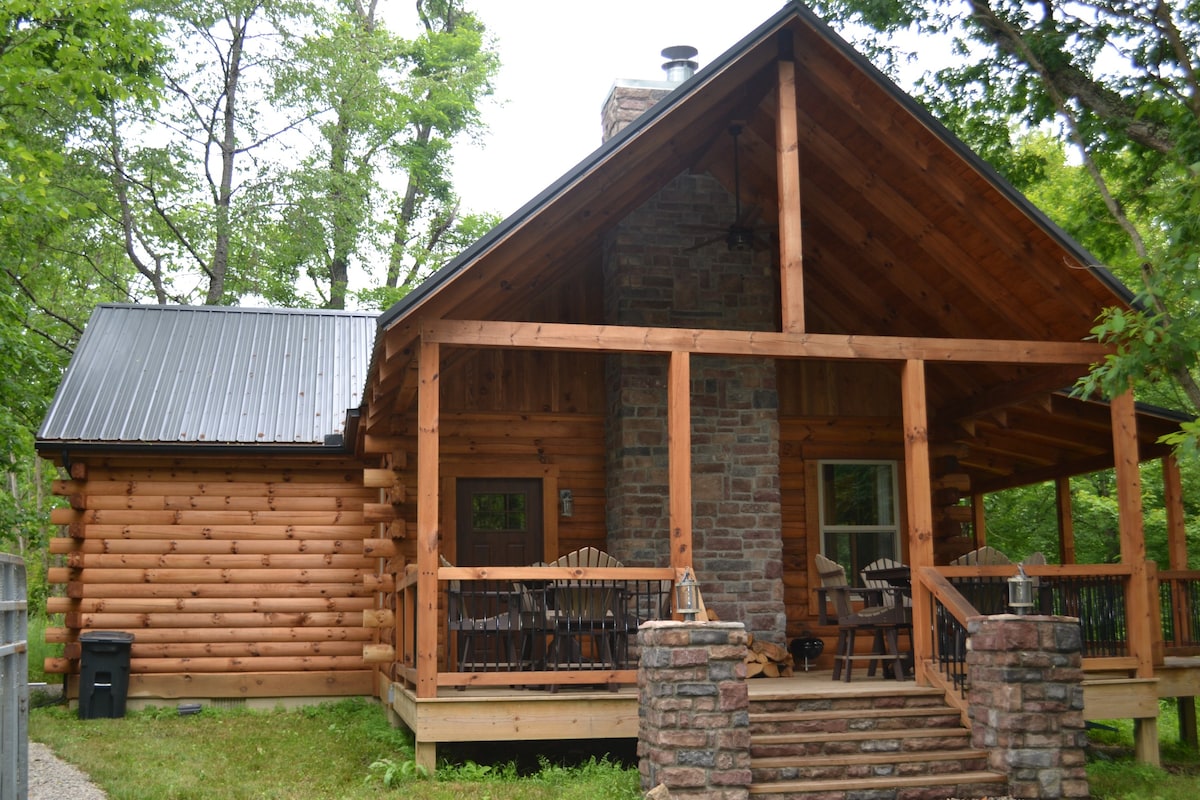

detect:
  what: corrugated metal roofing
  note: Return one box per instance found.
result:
[38,304,377,447]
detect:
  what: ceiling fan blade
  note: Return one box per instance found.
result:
[684,233,728,252]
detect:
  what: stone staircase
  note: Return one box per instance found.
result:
[747,682,1008,799]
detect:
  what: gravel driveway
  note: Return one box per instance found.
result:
[28,741,108,800]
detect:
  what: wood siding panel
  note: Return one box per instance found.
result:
[46,455,374,700]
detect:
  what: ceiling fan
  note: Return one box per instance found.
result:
[685,122,776,252]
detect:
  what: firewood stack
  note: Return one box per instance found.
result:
[743,634,795,678]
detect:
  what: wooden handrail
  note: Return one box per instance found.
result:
[916,566,979,625]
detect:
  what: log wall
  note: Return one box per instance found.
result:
[45,454,376,700]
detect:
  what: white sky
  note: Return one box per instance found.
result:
[445,1,791,218]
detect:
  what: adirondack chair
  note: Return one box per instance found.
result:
[860,557,909,608]
[816,553,911,682]
[547,547,625,684]
[949,545,1013,614]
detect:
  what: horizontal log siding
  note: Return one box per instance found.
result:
[46,455,376,699]
[779,416,904,642]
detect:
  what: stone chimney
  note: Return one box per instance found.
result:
[601,46,698,142]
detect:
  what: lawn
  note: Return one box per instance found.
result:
[30,699,641,800]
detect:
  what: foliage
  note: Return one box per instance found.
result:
[30,700,641,799]
[811,0,1200,445]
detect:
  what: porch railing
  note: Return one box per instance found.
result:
[918,563,1138,706]
[394,565,676,693]
[1160,569,1200,655]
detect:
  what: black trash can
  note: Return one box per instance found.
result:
[78,631,135,719]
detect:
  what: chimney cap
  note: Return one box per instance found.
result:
[661,45,699,83]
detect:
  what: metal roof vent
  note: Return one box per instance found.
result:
[661,46,698,83]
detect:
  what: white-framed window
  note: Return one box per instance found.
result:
[818,460,901,580]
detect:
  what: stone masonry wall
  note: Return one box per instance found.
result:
[601,170,785,643]
[967,615,1090,799]
[638,620,751,799]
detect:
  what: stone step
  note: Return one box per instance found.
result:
[752,725,972,758]
[749,704,962,734]
[748,769,1009,798]
[751,746,991,783]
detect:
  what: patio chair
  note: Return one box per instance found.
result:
[860,557,909,608]
[547,547,625,688]
[816,553,911,682]
[443,556,521,677]
[949,546,1012,614]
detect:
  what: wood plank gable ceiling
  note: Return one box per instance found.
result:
[365,2,1181,486]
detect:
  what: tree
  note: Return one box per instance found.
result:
[811,0,1200,445]
[269,0,499,309]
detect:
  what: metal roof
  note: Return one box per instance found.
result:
[38,304,377,448]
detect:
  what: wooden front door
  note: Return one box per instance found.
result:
[455,478,544,566]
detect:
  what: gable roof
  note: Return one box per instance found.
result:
[37,304,376,451]
[376,0,1131,341]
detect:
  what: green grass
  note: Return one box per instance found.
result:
[26,614,63,684]
[30,699,641,800]
[1087,701,1200,800]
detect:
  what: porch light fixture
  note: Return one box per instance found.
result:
[558,489,574,518]
[1008,564,1034,615]
[675,568,700,621]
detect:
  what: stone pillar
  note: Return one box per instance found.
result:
[638,620,751,800]
[967,616,1089,799]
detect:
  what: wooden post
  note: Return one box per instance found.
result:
[1110,388,1158,765]
[901,360,934,683]
[1162,453,1198,749]
[416,338,440,699]
[775,45,804,334]
[971,491,985,548]
[1055,476,1075,564]
[668,351,693,576]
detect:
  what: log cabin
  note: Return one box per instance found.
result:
[36,1,1200,790]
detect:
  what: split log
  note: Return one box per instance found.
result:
[52,479,374,498]
[743,635,795,678]
[363,468,399,488]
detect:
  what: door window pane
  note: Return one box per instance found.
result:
[471,492,527,531]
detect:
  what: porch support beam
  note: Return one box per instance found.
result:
[901,360,934,683]
[423,320,1109,365]
[668,351,693,577]
[1161,453,1197,750]
[776,43,804,334]
[1055,477,1075,564]
[1164,454,1187,570]
[1111,388,1158,765]
[416,337,440,698]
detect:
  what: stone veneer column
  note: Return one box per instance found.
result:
[967,616,1090,799]
[638,620,751,799]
